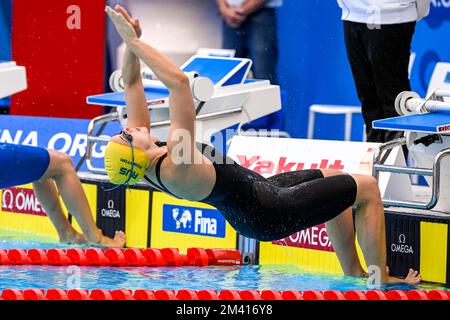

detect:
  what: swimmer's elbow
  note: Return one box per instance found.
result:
[168,72,189,90]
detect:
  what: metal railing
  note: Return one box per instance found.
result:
[373,137,450,210]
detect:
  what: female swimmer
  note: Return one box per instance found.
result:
[104,5,419,283]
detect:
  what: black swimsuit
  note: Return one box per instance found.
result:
[145,142,357,242]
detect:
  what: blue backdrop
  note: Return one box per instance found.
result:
[276,1,450,140]
[0,0,12,108]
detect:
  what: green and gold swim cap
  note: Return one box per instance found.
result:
[104,141,150,186]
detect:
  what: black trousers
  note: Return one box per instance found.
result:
[343,21,416,143]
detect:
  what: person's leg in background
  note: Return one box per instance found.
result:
[247,8,279,84]
[222,19,248,59]
[365,22,416,142]
[344,21,385,143]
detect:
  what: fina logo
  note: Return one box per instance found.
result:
[163,204,226,238]
[101,199,120,219]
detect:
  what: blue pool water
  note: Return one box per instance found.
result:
[0,228,448,292]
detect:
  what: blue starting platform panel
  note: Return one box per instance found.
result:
[87,56,252,107]
[87,87,169,107]
[373,113,450,134]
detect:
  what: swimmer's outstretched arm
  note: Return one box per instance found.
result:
[107,6,197,159]
[116,6,150,130]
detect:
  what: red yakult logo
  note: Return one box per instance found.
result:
[273,224,334,252]
[1,187,46,216]
[236,155,345,174]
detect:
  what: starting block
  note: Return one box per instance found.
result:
[85,55,281,174]
[373,62,450,212]
[0,62,27,99]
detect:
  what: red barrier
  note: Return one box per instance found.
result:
[90,289,113,300]
[104,248,127,267]
[366,290,388,300]
[134,290,156,300]
[1,289,24,300]
[0,249,9,265]
[406,290,429,300]
[281,291,304,300]
[240,290,263,300]
[344,290,367,300]
[124,248,148,267]
[142,248,165,266]
[261,290,283,300]
[46,289,69,300]
[111,290,134,300]
[427,290,449,300]
[154,290,177,300]
[187,248,209,267]
[85,248,109,266]
[66,248,88,266]
[0,247,245,267]
[197,290,219,300]
[176,290,199,300]
[28,249,49,265]
[67,289,90,301]
[206,249,242,266]
[47,249,70,266]
[302,290,325,300]
[161,248,183,267]
[386,290,409,300]
[219,290,242,300]
[323,290,346,300]
[23,289,45,300]
[7,249,31,265]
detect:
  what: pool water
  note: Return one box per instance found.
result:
[0,228,448,292]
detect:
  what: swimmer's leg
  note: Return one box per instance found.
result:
[33,179,86,244]
[39,150,126,248]
[343,172,420,284]
[321,170,365,277]
[269,169,366,276]
[266,169,324,188]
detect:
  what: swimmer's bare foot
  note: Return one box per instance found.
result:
[94,229,126,248]
[385,267,421,285]
[59,229,86,245]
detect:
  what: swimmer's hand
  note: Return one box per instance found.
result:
[115,5,142,38]
[105,6,138,43]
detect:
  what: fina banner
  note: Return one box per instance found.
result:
[0,114,121,172]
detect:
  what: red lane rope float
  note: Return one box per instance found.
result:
[0,289,448,300]
[0,248,242,267]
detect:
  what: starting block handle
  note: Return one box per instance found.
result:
[373,137,450,211]
[434,89,450,98]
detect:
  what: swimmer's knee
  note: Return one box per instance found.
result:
[47,150,75,176]
[321,169,345,177]
[352,174,381,203]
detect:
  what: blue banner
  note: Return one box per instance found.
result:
[0,0,12,108]
[162,204,226,238]
[0,115,121,172]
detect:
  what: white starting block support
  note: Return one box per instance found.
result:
[373,62,450,213]
[85,55,282,174]
[0,61,27,99]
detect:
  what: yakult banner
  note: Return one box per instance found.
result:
[227,136,391,252]
[0,115,121,172]
[228,136,380,177]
